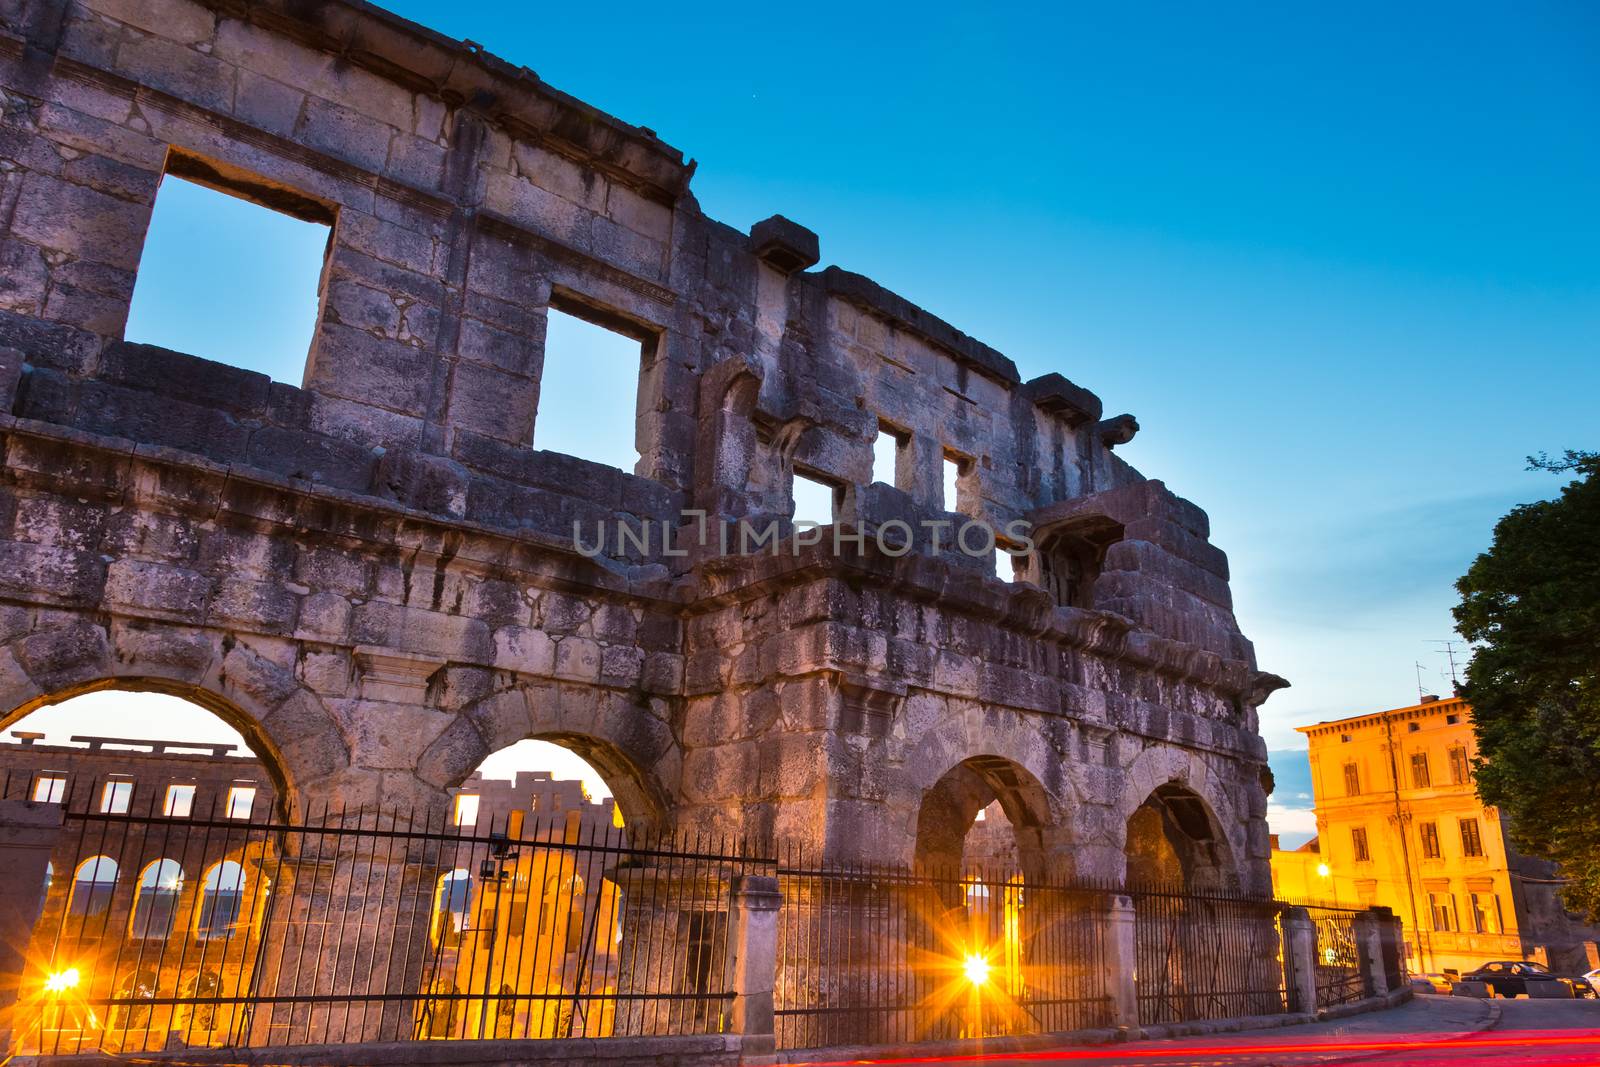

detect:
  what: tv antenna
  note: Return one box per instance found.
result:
[1414,662,1428,703]
[1429,640,1464,690]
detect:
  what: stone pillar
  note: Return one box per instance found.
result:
[1372,906,1405,993]
[1280,906,1318,1016]
[1102,894,1139,1029]
[725,875,780,1065]
[0,799,64,1054]
[1353,910,1387,998]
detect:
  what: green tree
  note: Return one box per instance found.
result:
[1454,451,1600,917]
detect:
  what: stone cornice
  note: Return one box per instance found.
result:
[681,535,1269,703]
[192,0,693,204]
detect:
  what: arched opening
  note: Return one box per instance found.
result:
[69,856,118,917]
[195,860,247,940]
[1124,782,1231,891]
[111,968,158,1031]
[914,756,1061,880]
[426,736,635,1040]
[1,688,287,817]
[131,859,185,939]
[430,869,472,947]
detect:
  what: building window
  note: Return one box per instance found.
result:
[100,780,133,814]
[127,168,333,386]
[454,793,480,827]
[225,786,257,820]
[196,861,247,940]
[131,859,184,940]
[535,305,649,473]
[942,453,969,513]
[1410,753,1431,789]
[431,869,472,947]
[1343,763,1360,797]
[1419,821,1441,860]
[69,856,119,917]
[873,425,910,489]
[163,784,196,817]
[1448,747,1470,785]
[1429,892,1455,932]
[32,773,66,804]
[1470,892,1498,934]
[1352,826,1370,863]
[791,471,837,527]
[1460,818,1484,857]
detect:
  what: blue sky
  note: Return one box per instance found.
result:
[29,3,1600,838]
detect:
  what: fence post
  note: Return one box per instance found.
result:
[0,798,64,1053]
[1103,894,1139,1029]
[1281,905,1318,1015]
[1352,909,1388,997]
[726,874,781,1065]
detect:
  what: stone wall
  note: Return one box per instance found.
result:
[0,0,1284,891]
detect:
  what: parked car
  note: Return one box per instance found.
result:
[1410,972,1454,994]
[1460,960,1598,999]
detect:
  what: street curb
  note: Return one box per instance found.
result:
[1304,996,1499,1067]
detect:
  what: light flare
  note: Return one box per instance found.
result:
[44,968,80,994]
[961,953,991,986]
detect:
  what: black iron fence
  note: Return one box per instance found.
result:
[6,777,1395,1057]
[1129,884,1288,1026]
[11,777,766,1055]
[773,847,1114,1049]
[1305,905,1368,1008]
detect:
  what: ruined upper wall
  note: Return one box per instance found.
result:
[0,0,1248,663]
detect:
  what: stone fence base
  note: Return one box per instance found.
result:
[774,988,1413,1065]
[8,1034,746,1067]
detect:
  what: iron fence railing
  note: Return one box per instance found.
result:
[5,774,1386,1056]
[1128,884,1289,1026]
[1305,905,1368,1008]
[773,846,1115,1050]
[12,776,767,1054]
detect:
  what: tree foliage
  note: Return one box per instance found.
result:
[1454,451,1600,917]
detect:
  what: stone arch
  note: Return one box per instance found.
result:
[1118,746,1241,891]
[913,755,1065,881]
[0,622,350,819]
[899,705,1085,879]
[416,682,677,834]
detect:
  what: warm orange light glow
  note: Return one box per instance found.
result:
[1316,863,1331,877]
[961,953,990,986]
[44,968,80,994]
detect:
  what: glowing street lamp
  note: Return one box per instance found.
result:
[1316,863,1331,878]
[44,968,80,994]
[962,953,991,987]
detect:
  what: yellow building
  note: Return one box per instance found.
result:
[1276,695,1600,976]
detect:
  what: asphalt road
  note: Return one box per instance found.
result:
[795,995,1600,1067]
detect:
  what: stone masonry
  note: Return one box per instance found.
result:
[0,0,1285,891]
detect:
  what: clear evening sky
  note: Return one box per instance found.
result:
[14,2,1598,840]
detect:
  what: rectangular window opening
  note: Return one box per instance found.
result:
[225,785,257,820]
[873,425,910,490]
[454,793,481,827]
[1343,763,1360,797]
[32,773,65,804]
[127,168,332,385]
[164,783,196,817]
[1351,826,1370,863]
[1410,752,1431,789]
[100,779,133,814]
[1420,821,1441,859]
[792,471,837,528]
[942,454,965,513]
[535,303,650,474]
[1460,817,1484,857]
